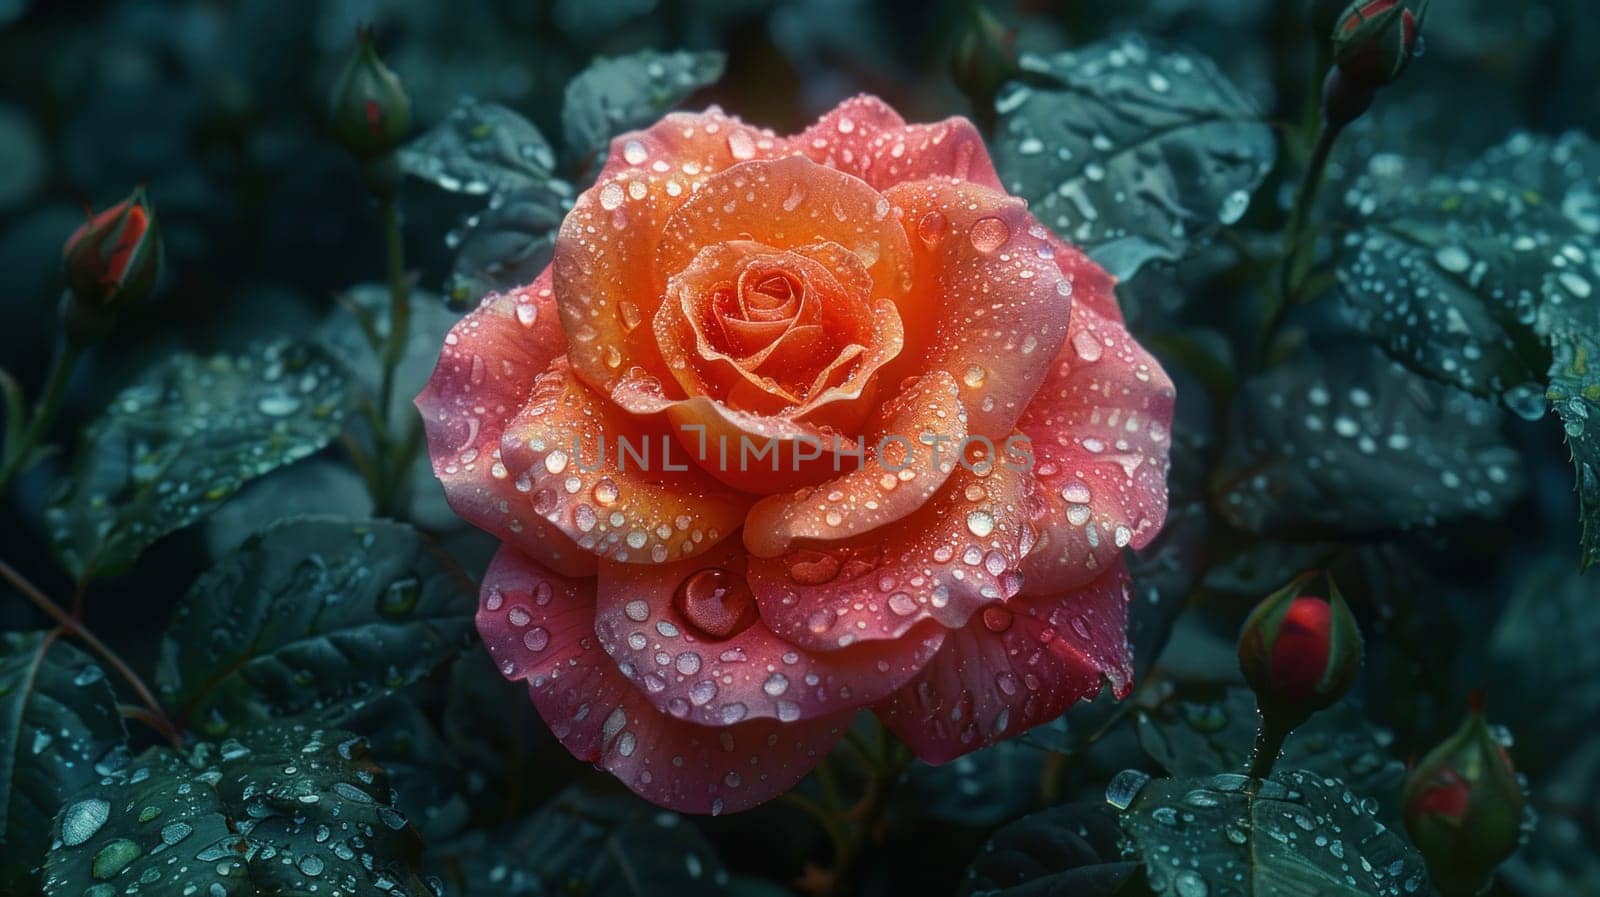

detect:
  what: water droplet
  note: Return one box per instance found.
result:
[61,798,110,846]
[969,216,1010,253]
[1105,769,1150,810]
[91,838,141,879]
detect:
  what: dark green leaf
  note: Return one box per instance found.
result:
[42,723,432,897]
[401,96,564,197]
[1214,345,1522,536]
[1135,687,1406,821]
[1463,131,1600,236]
[962,801,1145,897]
[0,633,127,894]
[157,516,476,735]
[561,50,726,166]
[427,786,728,896]
[1340,132,1600,566]
[1544,307,1600,570]
[46,341,349,580]
[326,692,473,844]
[994,36,1275,280]
[444,185,567,304]
[1336,178,1564,418]
[1114,768,1434,897]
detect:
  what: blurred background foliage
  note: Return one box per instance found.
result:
[1,1,1597,896]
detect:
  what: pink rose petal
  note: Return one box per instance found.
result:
[478,545,853,814]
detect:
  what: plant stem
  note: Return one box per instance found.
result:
[0,558,180,747]
[370,194,418,518]
[831,722,911,893]
[1261,120,1341,365]
[376,195,410,431]
[0,335,83,491]
[1246,712,1293,781]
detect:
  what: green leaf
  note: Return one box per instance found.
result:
[994,36,1275,281]
[1135,687,1406,822]
[157,516,476,736]
[1336,178,1565,418]
[1113,768,1435,897]
[401,96,565,197]
[1545,303,1600,570]
[326,692,473,844]
[45,341,349,580]
[0,633,127,894]
[561,49,726,167]
[1463,130,1600,236]
[444,185,567,304]
[962,802,1145,897]
[427,786,728,896]
[1214,345,1523,537]
[42,723,432,897]
[1340,132,1600,567]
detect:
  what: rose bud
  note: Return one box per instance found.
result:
[329,26,411,162]
[1403,696,1526,897]
[1332,0,1427,90]
[1237,572,1362,726]
[62,186,160,314]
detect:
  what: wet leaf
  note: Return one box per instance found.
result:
[41,724,432,897]
[561,49,726,167]
[961,801,1145,897]
[1463,131,1600,236]
[1544,310,1600,570]
[1114,768,1435,897]
[1135,686,1407,823]
[157,516,476,735]
[401,96,563,197]
[0,633,127,894]
[326,692,473,844]
[426,786,728,896]
[46,341,349,580]
[1214,345,1522,537]
[1337,176,1566,419]
[994,35,1275,281]
[1340,132,1600,567]
[443,184,568,304]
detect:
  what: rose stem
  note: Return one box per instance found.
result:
[373,192,414,516]
[0,558,180,747]
[0,325,84,491]
[1246,711,1294,781]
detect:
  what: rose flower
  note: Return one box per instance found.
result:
[418,96,1175,814]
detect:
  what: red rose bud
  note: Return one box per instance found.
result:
[1237,572,1362,725]
[1403,697,1526,897]
[1332,0,1427,89]
[329,27,411,161]
[62,186,160,312]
